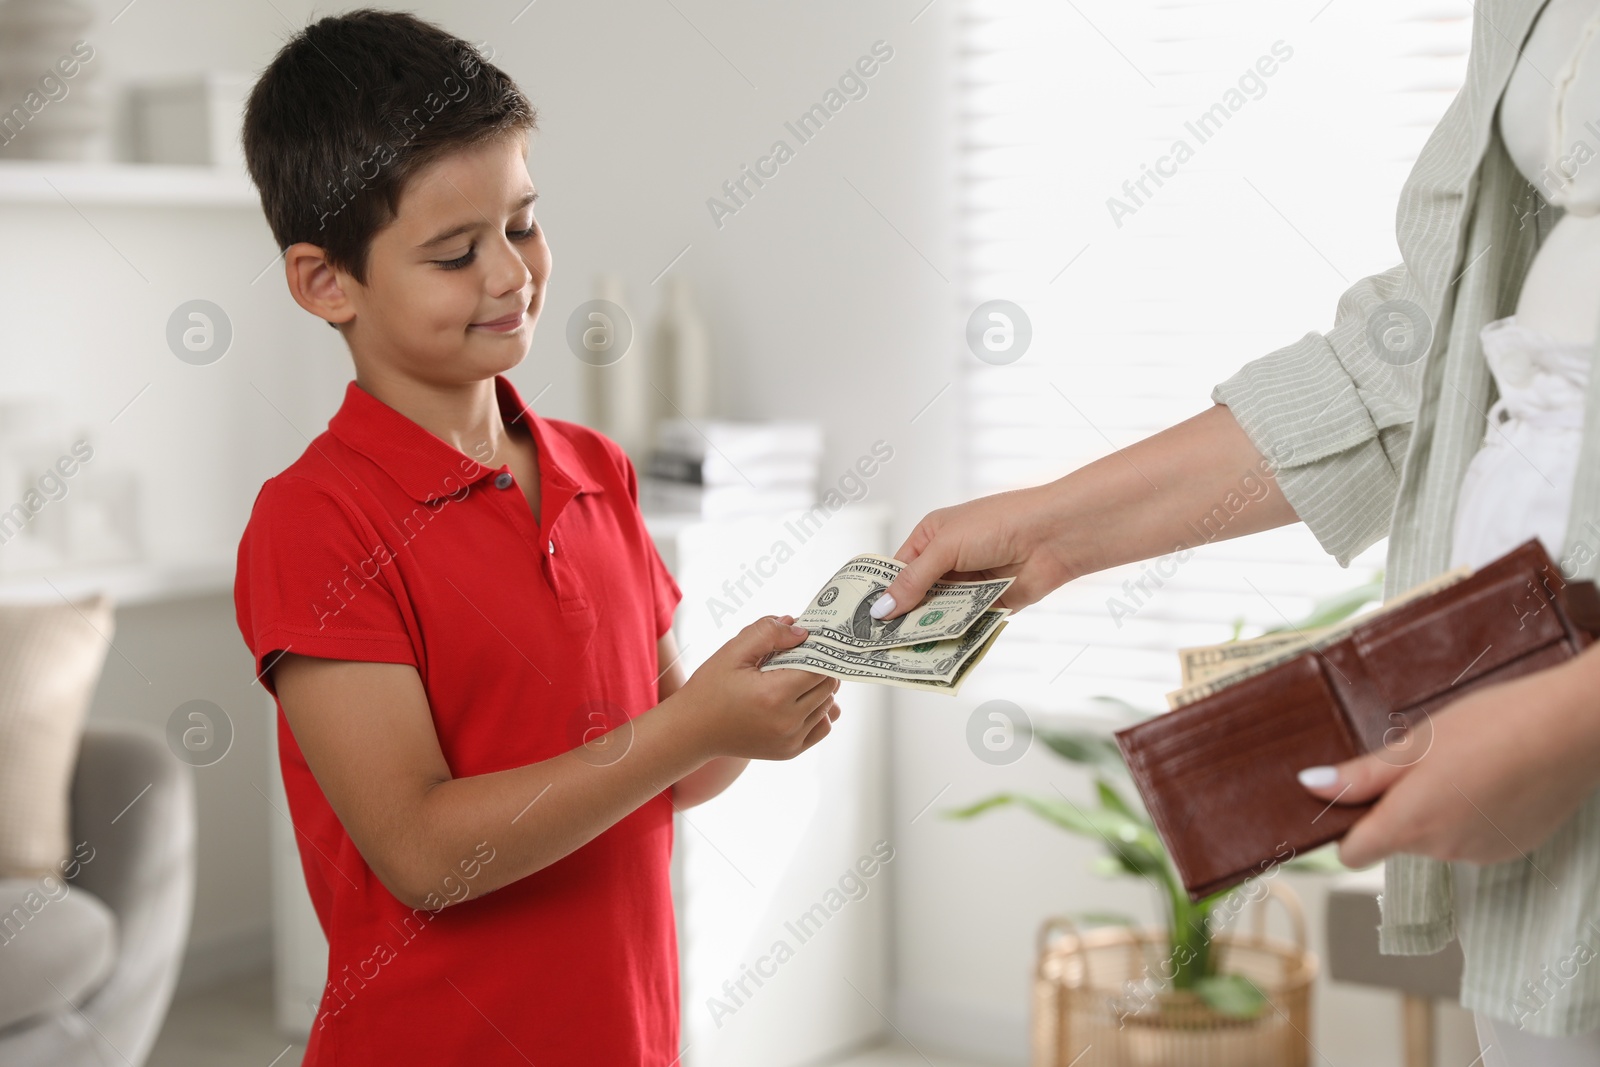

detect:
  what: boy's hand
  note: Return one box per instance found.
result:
[676,615,841,761]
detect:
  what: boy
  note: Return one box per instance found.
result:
[233,11,840,1065]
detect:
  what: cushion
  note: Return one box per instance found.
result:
[0,595,114,878]
[0,876,118,1030]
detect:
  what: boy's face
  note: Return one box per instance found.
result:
[341,133,550,387]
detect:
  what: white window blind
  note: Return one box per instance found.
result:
[955,0,1474,718]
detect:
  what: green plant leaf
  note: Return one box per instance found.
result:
[1194,974,1268,1019]
[1095,779,1146,826]
[943,792,1168,878]
[1036,729,1127,774]
[1076,911,1139,928]
[943,794,1021,820]
[1013,794,1168,876]
[947,790,1195,960]
[1107,845,1167,879]
[1089,855,1127,878]
[1012,793,1148,843]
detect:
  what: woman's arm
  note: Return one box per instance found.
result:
[875,403,1301,619]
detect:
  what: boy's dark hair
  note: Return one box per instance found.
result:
[243,9,536,286]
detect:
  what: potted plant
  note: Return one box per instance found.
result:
[947,575,1382,1066]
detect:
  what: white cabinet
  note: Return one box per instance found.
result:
[268,505,892,1064]
[654,505,891,1067]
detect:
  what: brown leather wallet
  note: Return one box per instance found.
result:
[1114,538,1600,901]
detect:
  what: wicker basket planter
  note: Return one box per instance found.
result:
[1032,884,1316,1067]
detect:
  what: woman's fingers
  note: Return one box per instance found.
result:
[877,537,962,620]
[892,513,939,565]
[1296,752,1407,805]
[1295,753,1414,868]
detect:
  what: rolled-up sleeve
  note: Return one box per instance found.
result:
[1213,261,1426,566]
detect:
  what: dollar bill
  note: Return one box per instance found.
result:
[1165,564,1475,709]
[761,609,1009,695]
[792,554,1014,653]
[1177,630,1328,687]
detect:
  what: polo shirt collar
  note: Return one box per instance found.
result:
[329,374,599,505]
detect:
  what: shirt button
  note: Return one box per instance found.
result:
[548,539,556,555]
[494,471,514,490]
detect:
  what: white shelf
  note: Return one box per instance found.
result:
[0,558,234,606]
[0,160,257,206]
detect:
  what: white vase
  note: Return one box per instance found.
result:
[585,273,652,459]
[651,273,713,426]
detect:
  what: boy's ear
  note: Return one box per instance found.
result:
[284,242,357,328]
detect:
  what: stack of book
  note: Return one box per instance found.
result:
[642,418,824,519]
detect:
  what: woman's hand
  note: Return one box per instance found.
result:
[873,405,1299,621]
[1298,647,1600,869]
[874,484,1076,620]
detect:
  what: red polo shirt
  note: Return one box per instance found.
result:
[234,375,682,1066]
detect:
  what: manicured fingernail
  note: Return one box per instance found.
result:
[1297,766,1339,788]
[870,594,896,620]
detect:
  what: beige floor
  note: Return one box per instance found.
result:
[147,970,996,1067]
[826,1045,997,1067]
[148,971,303,1067]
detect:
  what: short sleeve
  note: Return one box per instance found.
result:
[610,444,683,639]
[234,476,417,696]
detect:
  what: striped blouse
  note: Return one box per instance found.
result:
[1212,0,1600,1037]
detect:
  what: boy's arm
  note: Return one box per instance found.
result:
[271,616,839,911]
[662,631,839,808]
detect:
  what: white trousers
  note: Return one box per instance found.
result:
[1451,317,1600,1060]
[1473,1012,1600,1065]
[1448,316,1588,573]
